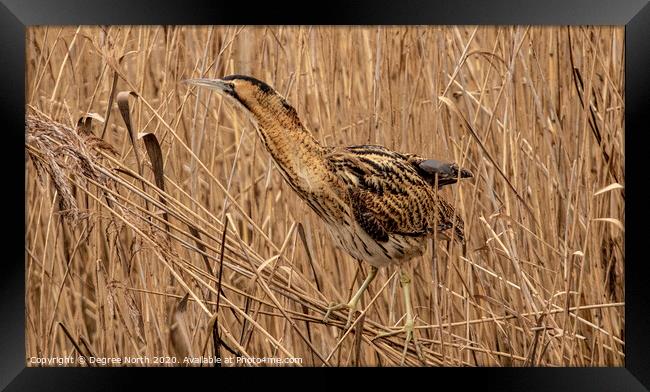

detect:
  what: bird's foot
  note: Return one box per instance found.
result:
[373,319,425,363]
[323,302,349,321]
[372,319,414,341]
[323,301,357,330]
[323,266,378,331]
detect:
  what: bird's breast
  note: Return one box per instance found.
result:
[324,219,427,268]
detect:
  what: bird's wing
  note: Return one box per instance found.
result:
[326,145,465,243]
[339,145,472,188]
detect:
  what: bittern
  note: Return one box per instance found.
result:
[185,75,472,350]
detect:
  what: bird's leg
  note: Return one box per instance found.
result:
[324,265,378,329]
[401,271,415,346]
[373,269,425,362]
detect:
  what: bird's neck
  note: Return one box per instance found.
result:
[246,99,330,195]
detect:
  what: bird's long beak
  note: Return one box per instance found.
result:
[184,78,234,96]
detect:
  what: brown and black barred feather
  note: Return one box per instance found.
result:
[326,145,467,244]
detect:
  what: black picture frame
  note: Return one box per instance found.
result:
[3,0,648,390]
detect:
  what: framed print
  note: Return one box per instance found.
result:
[2,0,649,390]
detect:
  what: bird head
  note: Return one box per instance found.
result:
[184,74,278,113]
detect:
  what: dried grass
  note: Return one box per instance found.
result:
[25,26,624,366]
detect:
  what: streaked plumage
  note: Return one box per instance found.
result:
[324,144,468,267]
[186,74,472,337]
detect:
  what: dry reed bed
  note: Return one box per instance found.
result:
[26,26,624,366]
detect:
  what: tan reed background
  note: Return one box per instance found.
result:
[25,26,624,366]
